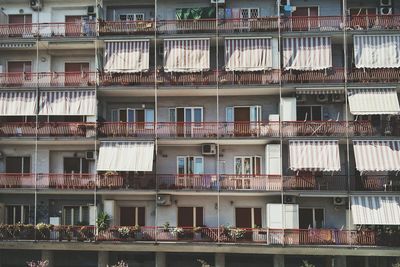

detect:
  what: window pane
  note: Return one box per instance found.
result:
[311,106,322,121]
[235,158,242,175]
[6,206,14,224]
[23,157,30,173]
[64,207,72,225]
[185,109,192,123]
[127,109,135,122]
[297,106,311,121]
[145,109,154,123]
[243,158,251,174]
[111,110,118,122]
[178,158,185,174]
[73,207,80,225]
[193,108,202,123]
[23,206,29,224]
[169,109,176,122]
[81,159,89,173]
[226,107,234,122]
[6,157,23,173]
[315,209,324,228]
[194,158,203,174]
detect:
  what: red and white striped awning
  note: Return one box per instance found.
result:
[354,35,400,69]
[39,90,96,116]
[348,88,400,115]
[0,91,36,116]
[289,140,341,172]
[104,40,150,73]
[353,140,400,172]
[283,37,332,71]
[225,38,272,71]
[351,196,400,225]
[164,38,210,73]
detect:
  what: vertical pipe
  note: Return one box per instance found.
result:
[215,1,220,244]
[154,0,159,244]
[34,2,40,239]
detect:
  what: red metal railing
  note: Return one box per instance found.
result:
[220,175,282,191]
[0,72,96,88]
[97,122,155,138]
[158,174,217,190]
[219,70,280,85]
[157,19,216,34]
[348,15,400,31]
[37,173,96,189]
[281,16,343,32]
[0,22,96,38]
[348,68,400,83]
[99,20,155,35]
[282,68,345,83]
[99,72,155,87]
[0,173,35,188]
[283,175,348,191]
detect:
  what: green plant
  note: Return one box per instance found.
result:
[162,222,170,232]
[300,260,316,267]
[118,227,130,239]
[111,260,128,267]
[172,227,184,237]
[26,260,49,267]
[96,212,111,232]
[131,225,141,233]
[231,228,246,239]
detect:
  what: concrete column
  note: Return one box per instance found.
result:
[98,251,109,267]
[364,257,369,267]
[273,255,284,267]
[215,253,225,267]
[333,256,346,267]
[156,252,166,267]
[41,250,54,267]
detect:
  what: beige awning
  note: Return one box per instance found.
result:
[351,196,400,225]
[0,91,37,116]
[348,88,400,115]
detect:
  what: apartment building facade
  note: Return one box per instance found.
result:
[0,0,399,266]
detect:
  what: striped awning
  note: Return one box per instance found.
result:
[0,91,36,116]
[97,141,154,172]
[289,140,341,172]
[225,38,272,71]
[354,35,400,69]
[348,88,400,115]
[39,90,96,116]
[0,42,35,48]
[351,196,400,225]
[104,40,149,73]
[164,38,210,72]
[283,37,332,71]
[296,88,344,95]
[353,140,400,172]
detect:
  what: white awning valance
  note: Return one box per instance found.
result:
[348,88,400,115]
[283,37,332,71]
[225,38,272,71]
[354,35,400,69]
[104,40,150,73]
[164,38,210,73]
[0,91,36,116]
[39,90,96,116]
[289,140,340,172]
[351,196,400,225]
[97,141,154,172]
[296,88,343,95]
[353,140,400,172]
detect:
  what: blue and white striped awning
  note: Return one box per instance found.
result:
[289,140,341,172]
[348,88,400,115]
[39,90,96,115]
[351,196,400,225]
[0,91,36,116]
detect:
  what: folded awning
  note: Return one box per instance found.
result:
[104,40,149,73]
[348,88,400,115]
[97,141,154,172]
[39,90,96,116]
[296,87,343,95]
[353,140,400,172]
[283,37,332,71]
[225,38,272,71]
[354,35,400,69]
[164,38,210,72]
[0,91,36,116]
[351,196,400,225]
[289,140,340,172]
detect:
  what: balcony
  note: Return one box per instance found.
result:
[0,122,96,138]
[282,68,345,84]
[281,16,343,32]
[0,22,96,38]
[99,20,155,35]
[0,72,96,88]
[1,224,395,247]
[348,68,400,83]
[347,15,400,31]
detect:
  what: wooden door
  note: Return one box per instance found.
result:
[65,16,82,37]
[65,62,89,86]
[120,207,135,226]
[234,107,250,136]
[178,207,193,227]
[176,108,185,137]
[136,109,145,130]
[235,208,252,228]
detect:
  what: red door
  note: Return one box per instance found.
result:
[9,15,32,37]
[8,61,32,86]
[65,62,89,86]
[234,107,250,136]
[65,16,82,37]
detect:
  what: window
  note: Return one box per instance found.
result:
[235,208,262,228]
[169,107,203,125]
[6,157,30,173]
[234,156,261,175]
[111,108,154,123]
[120,13,145,21]
[6,205,29,224]
[297,106,322,121]
[119,207,145,226]
[177,156,204,175]
[226,106,261,122]
[240,8,259,19]
[177,207,203,227]
[63,206,89,225]
[299,208,324,229]
[63,157,89,174]
[292,7,319,17]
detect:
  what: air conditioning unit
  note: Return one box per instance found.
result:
[30,0,42,11]
[202,144,217,155]
[332,94,345,103]
[380,7,393,15]
[333,197,345,206]
[296,94,307,102]
[316,94,329,103]
[211,0,225,4]
[157,194,171,206]
[87,6,96,15]
[284,195,296,204]
[86,151,96,160]
[380,0,392,6]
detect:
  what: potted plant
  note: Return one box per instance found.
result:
[131,225,143,240]
[193,226,202,240]
[158,222,175,240]
[172,227,184,239]
[96,212,111,232]
[118,227,130,240]
[231,228,246,240]
[35,223,52,240]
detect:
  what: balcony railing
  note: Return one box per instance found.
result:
[348,15,400,31]
[0,122,96,138]
[0,22,96,38]
[282,68,345,84]
[283,175,348,191]
[281,16,343,32]
[348,68,400,83]
[0,72,96,88]
[99,20,155,35]
[220,175,283,191]
[1,224,394,247]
